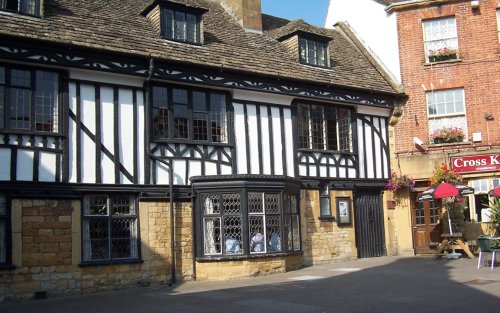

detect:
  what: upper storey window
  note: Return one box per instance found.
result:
[299,37,328,67]
[427,89,467,144]
[0,0,40,16]
[162,7,201,44]
[423,17,458,63]
[0,65,59,133]
[152,85,229,144]
[296,103,351,152]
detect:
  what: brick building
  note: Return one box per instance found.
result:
[385,0,500,254]
[0,0,403,301]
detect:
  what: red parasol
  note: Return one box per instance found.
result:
[488,186,500,197]
[417,182,474,201]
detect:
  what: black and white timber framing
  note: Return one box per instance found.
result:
[0,39,396,194]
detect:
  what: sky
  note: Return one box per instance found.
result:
[261,0,330,27]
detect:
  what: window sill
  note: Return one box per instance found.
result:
[0,129,64,137]
[430,141,468,147]
[297,148,353,155]
[196,251,302,262]
[152,139,232,147]
[0,264,16,271]
[318,216,335,221]
[79,259,143,267]
[424,58,462,66]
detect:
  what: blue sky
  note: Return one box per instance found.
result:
[261,0,330,27]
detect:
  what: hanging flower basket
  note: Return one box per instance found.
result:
[385,171,415,193]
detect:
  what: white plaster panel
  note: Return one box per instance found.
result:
[246,104,259,174]
[156,162,170,184]
[205,162,217,176]
[221,165,232,175]
[271,107,283,176]
[172,159,186,185]
[373,117,383,179]
[0,148,11,180]
[38,152,56,182]
[357,120,366,179]
[16,150,33,181]
[283,108,294,177]
[119,89,134,184]
[136,91,145,184]
[100,86,115,184]
[80,84,96,183]
[364,123,374,179]
[233,103,248,174]
[68,83,78,183]
[232,89,293,105]
[69,69,144,87]
[189,161,202,179]
[259,107,271,175]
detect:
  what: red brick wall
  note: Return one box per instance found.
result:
[394,0,500,154]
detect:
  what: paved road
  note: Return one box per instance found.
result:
[1,256,499,313]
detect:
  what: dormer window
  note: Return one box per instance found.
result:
[162,7,201,44]
[0,0,40,16]
[299,37,328,67]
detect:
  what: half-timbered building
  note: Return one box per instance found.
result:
[0,0,404,300]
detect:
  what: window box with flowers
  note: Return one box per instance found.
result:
[386,171,415,194]
[430,127,465,144]
[428,47,458,63]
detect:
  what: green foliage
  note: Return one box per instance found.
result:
[444,200,465,234]
[487,198,500,236]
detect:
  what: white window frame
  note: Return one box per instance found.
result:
[427,89,467,142]
[497,9,500,44]
[423,17,458,62]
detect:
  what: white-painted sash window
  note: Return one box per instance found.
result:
[423,17,458,62]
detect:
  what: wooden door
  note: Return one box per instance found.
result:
[413,199,442,254]
[355,191,386,258]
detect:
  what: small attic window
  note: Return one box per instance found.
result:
[299,37,328,67]
[0,0,40,16]
[162,7,201,44]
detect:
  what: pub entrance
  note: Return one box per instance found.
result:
[412,197,442,254]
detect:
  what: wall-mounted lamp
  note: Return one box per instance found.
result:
[413,137,424,146]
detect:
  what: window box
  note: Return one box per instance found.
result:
[428,54,457,63]
[433,136,464,144]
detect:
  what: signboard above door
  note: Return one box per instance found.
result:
[451,153,500,174]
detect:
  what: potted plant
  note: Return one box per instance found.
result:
[487,198,500,236]
[430,127,465,144]
[385,171,415,193]
[428,47,458,62]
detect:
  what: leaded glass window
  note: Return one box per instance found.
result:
[319,184,331,217]
[162,8,201,44]
[200,191,298,258]
[0,0,40,16]
[151,85,228,144]
[0,65,59,133]
[299,37,328,67]
[297,102,351,152]
[82,195,139,262]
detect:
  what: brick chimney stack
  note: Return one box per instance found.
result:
[216,0,262,32]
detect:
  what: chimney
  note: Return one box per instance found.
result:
[217,0,262,32]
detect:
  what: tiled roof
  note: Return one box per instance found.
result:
[0,0,402,95]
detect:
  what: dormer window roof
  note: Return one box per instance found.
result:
[0,0,40,16]
[142,0,209,45]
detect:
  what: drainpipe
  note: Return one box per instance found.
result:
[145,58,176,285]
[191,187,197,281]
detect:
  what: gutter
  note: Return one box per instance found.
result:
[386,0,460,13]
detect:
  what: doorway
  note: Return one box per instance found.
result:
[354,190,386,258]
[412,198,442,254]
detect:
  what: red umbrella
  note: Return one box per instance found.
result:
[417,182,474,201]
[489,186,500,197]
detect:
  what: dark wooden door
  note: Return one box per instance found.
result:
[413,199,442,254]
[354,191,386,258]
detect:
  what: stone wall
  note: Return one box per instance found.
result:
[300,189,357,265]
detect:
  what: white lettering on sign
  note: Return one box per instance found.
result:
[490,155,500,165]
[451,153,500,173]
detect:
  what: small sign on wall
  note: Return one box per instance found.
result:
[336,197,352,226]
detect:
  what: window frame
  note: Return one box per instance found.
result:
[0,0,40,16]
[161,5,202,45]
[0,194,12,269]
[150,83,231,145]
[197,189,301,259]
[0,63,61,135]
[422,16,459,63]
[295,101,352,153]
[426,88,467,143]
[299,36,329,68]
[81,194,141,265]
[497,9,500,44]
[319,183,332,219]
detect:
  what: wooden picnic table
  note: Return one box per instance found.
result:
[433,232,475,259]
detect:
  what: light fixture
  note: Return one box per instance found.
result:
[413,137,424,146]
